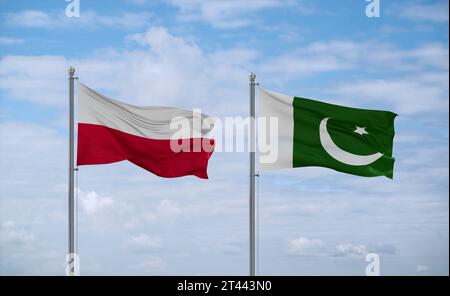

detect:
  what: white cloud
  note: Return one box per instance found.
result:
[0,220,35,245]
[258,40,448,114]
[0,122,66,197]
[0,26,252,114]
[287,238,397,258]
[410,43,449,69]
[335,243,369,257]
[287,237,326,256]
[400,2,449,23]
[135,256,166,272]
[200,235,243,254]
[260,52,350,76]
[416,264,430,272]
[164,0,294,28]
[334,243,396,257]
[128,233,162,250]
[369,243,397,255]
[259,40,360,76]
[140,199,183,223]
[3,10,151,29]
[330,73,448,115]
[259,41,449,78]
[330,72,449,114]
[128,26,201,55]
[81,11,151,29]
[156,199,182,218]
[0,55,68,106]
[4,10,52,28]
[0,220,60,275]
[78,190,114,215]
[0,36,25,45]
[1,30,447,116]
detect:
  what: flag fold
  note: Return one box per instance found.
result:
[77,82,215,179]
[259,88,396,178]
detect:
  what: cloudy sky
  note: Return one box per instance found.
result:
[0,0,448,275]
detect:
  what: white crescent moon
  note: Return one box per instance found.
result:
[319,117,383,166]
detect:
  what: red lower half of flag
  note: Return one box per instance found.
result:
[77,123,214,179]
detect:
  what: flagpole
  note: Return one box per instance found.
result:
[68,66,76,276]
[249,73,256,276]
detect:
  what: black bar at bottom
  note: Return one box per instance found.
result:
[0,276,446,295]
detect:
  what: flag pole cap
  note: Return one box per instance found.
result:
[68,67,75,76]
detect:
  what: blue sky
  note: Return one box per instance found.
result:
[0,0,448,275]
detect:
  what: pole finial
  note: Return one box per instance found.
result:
[68,66,75,77]
[249,72,256,82]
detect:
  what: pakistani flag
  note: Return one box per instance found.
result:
[259,89,397,179]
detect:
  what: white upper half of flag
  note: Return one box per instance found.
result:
[78,82,215,140]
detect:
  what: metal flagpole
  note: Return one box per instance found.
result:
[68,66,76,276]
[249,73,256,276]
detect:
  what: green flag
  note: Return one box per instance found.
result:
[259,88,397,179]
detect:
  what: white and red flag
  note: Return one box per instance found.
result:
[76,82,215,179]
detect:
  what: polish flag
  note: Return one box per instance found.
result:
[77,82,215,179]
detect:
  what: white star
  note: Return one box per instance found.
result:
[354,126,369,136]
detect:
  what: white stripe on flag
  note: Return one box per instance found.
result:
[259,88,294,170]
[78,82,214,140]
